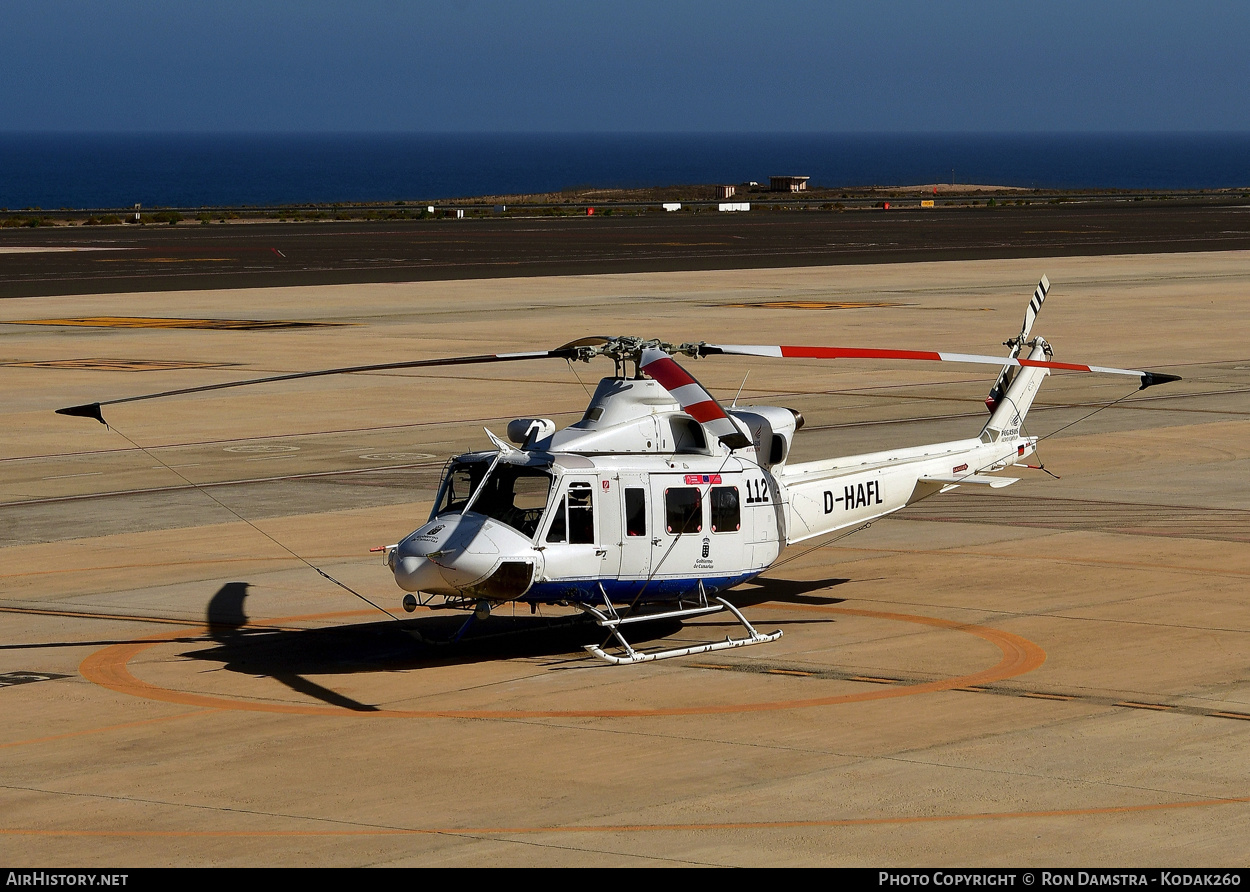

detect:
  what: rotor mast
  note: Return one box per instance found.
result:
[565,337,707,378]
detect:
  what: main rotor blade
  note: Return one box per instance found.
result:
[55,346,583,424]
[639,348,751,450]
[699,344,1181,390]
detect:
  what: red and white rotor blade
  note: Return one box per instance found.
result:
[639,348,751,449]
[701,344,1180,389]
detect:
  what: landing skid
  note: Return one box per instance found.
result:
[579,585,782,665]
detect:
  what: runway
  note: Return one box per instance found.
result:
[4,199,1250,297]
[1,251,1247,866]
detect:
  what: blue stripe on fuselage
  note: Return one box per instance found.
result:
[523,573,761,604]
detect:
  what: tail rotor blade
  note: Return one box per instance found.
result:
[1020,274,1049,343]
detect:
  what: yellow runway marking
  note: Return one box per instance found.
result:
[3,795,1248,838]
[79,604,1046,718]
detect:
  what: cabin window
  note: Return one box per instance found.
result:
[545,482,595,544]
[710,486,740,532]
[434,459,552,537]
[665,487,702,534]
[545,496,567,543]
[581,406,605,424]
[625,488,647,536]
[568,482,594,544]
[434,463,478,516]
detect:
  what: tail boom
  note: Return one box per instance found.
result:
[777,435,1034,545]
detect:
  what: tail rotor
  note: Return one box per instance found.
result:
[987,275,1049,412]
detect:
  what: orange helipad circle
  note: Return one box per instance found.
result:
[80,603,1045,718]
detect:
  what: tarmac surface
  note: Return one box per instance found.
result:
[4,200,1250,297]
[1,243,1247,866]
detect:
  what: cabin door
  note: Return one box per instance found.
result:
[538,477,606,583]
[648,474,710,586]
[616,474,653,583]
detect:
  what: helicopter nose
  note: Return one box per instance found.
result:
[392,516,463,593]
[392,513,537,598]
[392,553,447,593]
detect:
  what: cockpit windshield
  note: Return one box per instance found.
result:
[433,459,554,538]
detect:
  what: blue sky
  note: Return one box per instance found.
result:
[3,1,1247,132]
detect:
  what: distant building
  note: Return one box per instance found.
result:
[769,176,809,193]
[715,185,736,199]
[662,202,682,211]
[718,202,750,212]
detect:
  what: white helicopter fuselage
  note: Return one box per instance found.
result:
[388,366,1041,608]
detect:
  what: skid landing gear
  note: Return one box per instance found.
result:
[578,583,782,665]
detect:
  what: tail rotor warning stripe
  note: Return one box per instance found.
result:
[1021,275,1049,342]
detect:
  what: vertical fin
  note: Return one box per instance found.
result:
[983,340,1050,441]
[987,275,1049,413]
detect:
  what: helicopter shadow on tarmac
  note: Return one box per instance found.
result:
[183,578,848,711]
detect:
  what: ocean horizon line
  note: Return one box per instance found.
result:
[3,132,1248,209]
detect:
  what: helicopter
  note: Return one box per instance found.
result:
[58,277,1179,664]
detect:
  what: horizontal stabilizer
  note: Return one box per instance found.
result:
[918,474,1018,488]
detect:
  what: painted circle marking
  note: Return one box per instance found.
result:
[223,445,299,454]
[358,452,435,461]
[80,604,1046,719]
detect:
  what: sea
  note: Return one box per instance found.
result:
[2,132,1248,211]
